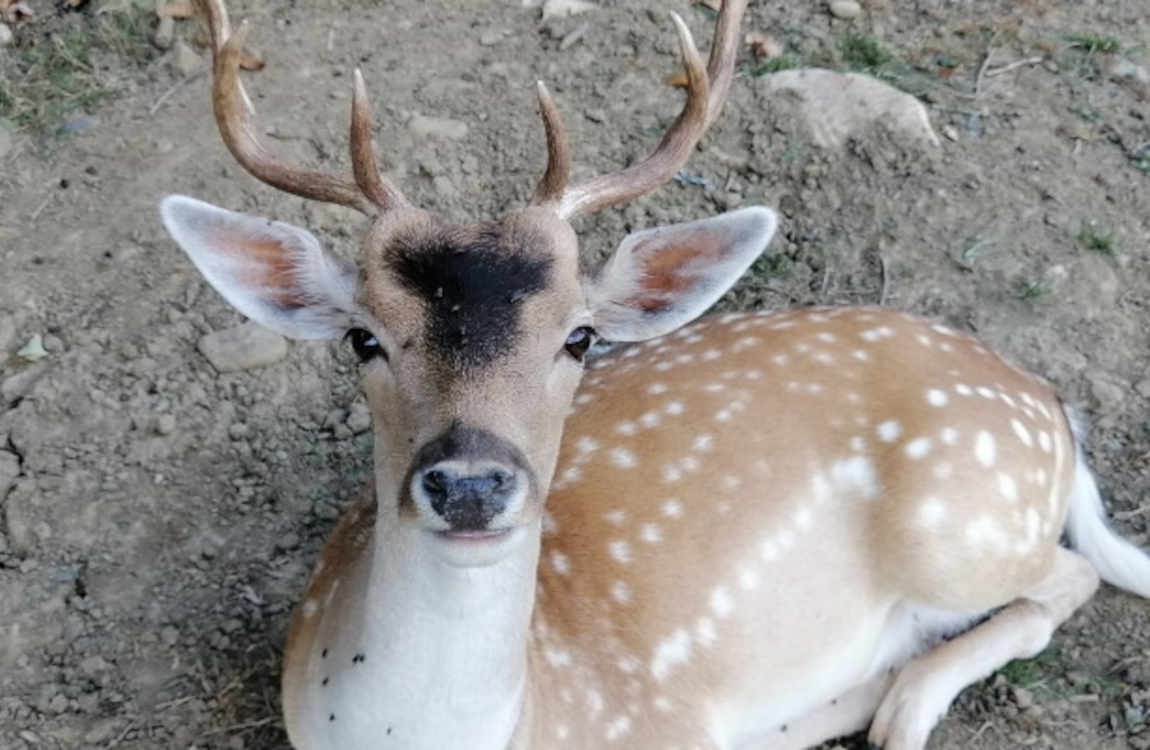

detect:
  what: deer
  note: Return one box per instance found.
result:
[159,1,1150,748]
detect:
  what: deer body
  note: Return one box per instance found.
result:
[163,2,1149,747]
[279,306,1143,750]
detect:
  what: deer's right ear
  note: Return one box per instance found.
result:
[159,195,358,340]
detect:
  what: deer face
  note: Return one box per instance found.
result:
[164,0,767,565]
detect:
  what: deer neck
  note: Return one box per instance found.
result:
[339,516,540,750]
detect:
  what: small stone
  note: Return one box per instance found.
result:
[160,626,179,645]
[942,124,959,141]
[828,0,862,19]
[155,414,176,436]
[0,23,12,47]
[84,720,120,745]
[407,114,468,140]
[197,322,288,373]
[1135,378,1150,400]
[17,334,48,362]
[80,655,109,675]
[170,39,204,77]
[1012,686,1035,709]
[479,30,502,47]
[541,0,595,22]
[57,116,100,136]
[228,422,250,441]
[153,13,174,49]
[584,108,607,123]
[276,532,300,551]
[1087,373,1125,413]
[346,403,372,434]
[559,23,588,51]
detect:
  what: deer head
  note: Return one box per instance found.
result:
[160,0,772,567]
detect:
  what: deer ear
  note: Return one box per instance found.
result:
[159,195,358,340]
[586,206,778,341]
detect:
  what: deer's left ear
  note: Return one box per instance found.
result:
[586,206,778,341]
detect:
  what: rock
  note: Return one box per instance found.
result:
[479,29,503,47]
[1087,373,1125,414]
[276,532,300,551]
[160,626,179,646]
[828,0,862,19]
[155,414,176,436]
[0,23,12,47]
[541,0,595,22]
[197,322,288,373]
[0,450,18,499]
[760,68,941,149]
[584,108,607,123]
[17,335,48,362]
[1135,378,1150,400]
[170,39,203,77]
[346,403,372,434]
[153,14,174,50]
[1012,686,1035,709]
[942,124,959,141]
[57,116,99,136]
[407,114,469,140]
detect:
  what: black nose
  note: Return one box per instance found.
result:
[420,464,518,531]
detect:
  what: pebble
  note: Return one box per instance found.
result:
[407,114,469,140]
[828,0,862,19]
[541,0,596,22]
[155,414,176,436]
[346,403,372,434]
[0,23,12,47]
[1135,378,1150,400]
[277,532,300,551]
[584,108,607,123]
[1087,373,1125,413]
[160,626,179,646]
[197,322,288,373]
[942,124,959,141]
[559,22,589,51]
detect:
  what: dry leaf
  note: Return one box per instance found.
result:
[238,50,265,71]
[156,0,193,18]
[666,72,689,88]
[745,31,782,60]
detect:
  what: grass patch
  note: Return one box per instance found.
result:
[747,55,801,77]
[1077,228,1115,254]
[998,647,1062,686]
[1065,32,1121,54]
[840,32,894,70]
[1014,278,1050,301]
[0,8,157,134]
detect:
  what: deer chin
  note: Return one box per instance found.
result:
[425,525,527,568]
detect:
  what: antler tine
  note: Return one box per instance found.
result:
[194,0,374,215]
[530,81,572,206]
[550,0,748,221]
[351,69,410,211]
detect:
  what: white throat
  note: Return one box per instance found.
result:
[308,514,540,750]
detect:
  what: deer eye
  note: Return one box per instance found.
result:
[564,326,595,361]
[345,328,386,363]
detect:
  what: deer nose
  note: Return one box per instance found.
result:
[419,463,519,531]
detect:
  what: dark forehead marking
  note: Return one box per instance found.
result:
[389,225,552,370]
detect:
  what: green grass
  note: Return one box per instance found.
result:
[1065,32,1121,54]
[998,647,1062,686]
[840,32,894,70]
[1077,228,1116,254]
[747,55,801,77]
[1014,278,1050,301]
[0,8,157,134]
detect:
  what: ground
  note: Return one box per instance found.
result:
[1,0,1148,748]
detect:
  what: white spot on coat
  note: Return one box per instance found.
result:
[926,389,949,407]
[905,437,933,460]
[651,629,692,681]
[710,587,734,618]
[608,540,633,564]
[609,447,638,468]
[877,420,903,442]
[974,431,996,467]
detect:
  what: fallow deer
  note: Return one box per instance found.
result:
[160,1,1150,748]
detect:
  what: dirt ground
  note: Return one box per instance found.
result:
[1,0,1148,748]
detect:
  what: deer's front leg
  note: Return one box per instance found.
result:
[868,548,1100,750]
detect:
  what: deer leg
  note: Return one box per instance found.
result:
[867,547,1100,750]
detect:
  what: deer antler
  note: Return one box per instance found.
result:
[194,0,408,216]
[530,0,748,220]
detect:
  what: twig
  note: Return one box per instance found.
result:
[1113,505,1150,521]
[973,31,1000,97]
[104,720,136,749]
[200,716,276,736]
[29,194,52,222]
[150,69,208,116]
[878,253,890,306]
[984,56,1045,78]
